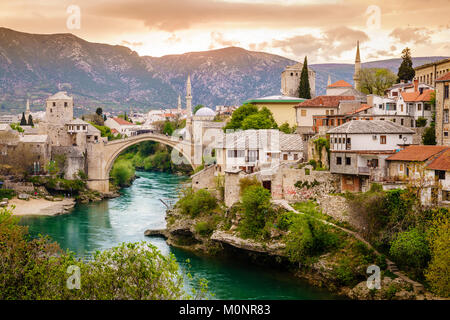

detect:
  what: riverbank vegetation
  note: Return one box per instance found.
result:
[0,207,209,300]
[345,185,449,297]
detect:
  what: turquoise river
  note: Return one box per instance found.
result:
[20,171,339,300]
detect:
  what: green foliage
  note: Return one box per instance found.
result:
[195,220,215,237]
[313,137,330,162]
[95,107,103,115]
[9,123,24,133]
[360,68,397,95]
[0,189,15,199]
[223,103,258,131]
[285,214,339,264]
[238,185,273,239]
[110,159,135,187]
[193,105,204,114]
[20,112,27,126]
[45,160,59,176]
[298,56,311,99]
[177,188,218,218]
[279,122,295,134]
[422,126,436,145]
[425,210,450,297]
[90,123,122,140]
[389,228,430,272]
[0,207,203,300]
[294,179,320,189]
[27,114,34,127]
[163,121,175,135]
[416,117,427,127]
[397,48,415,82]
[240,107,278,130]
[238,176,261,196]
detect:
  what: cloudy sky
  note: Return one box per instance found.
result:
[1,0,449,63]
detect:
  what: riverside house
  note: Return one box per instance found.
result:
[385,145,450,205]
[327,120,414,192]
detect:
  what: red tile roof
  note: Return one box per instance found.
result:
[112,117,133,125]
[295,95,355,108]
[436,71,450,82]
[111,128,119,134]
[386,145,449,162]
[401,89,434,102]
[427,149,450,171]
[348,103,372,115]
[328,80,352,88]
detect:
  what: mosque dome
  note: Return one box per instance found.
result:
[195,107,216,117]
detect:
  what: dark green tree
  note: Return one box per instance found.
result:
[20,112,27,126]
[223,103,259,131]
[397,48,415,83]
[163,121,175,135]
[27,114,34,127]
[103,114,107,121]
[95,107,103,116]
[193,105,204,114]
[298,56,311,99]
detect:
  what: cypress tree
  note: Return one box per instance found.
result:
[298,56,311,99]
[20,112,27,126]
[28,114,34,127]
[397,48,415,83]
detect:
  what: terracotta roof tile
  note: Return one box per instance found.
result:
[427,149,450,171]
[401,91,421,102]
[386,145,449,162]
[436,72,450,82]
[328,80,352,88]
[349,104,372,115]
[295,95,355,108]
[113,117,133,125]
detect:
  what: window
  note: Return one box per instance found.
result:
[248,150,258,162]
[444,110,449,124]
[400,104,403,112]
[336,157,342,165]
[443,190,450,201]
[417,104,422,111]
[401,119,404,125]
[301,110,307,117]
[424,103,431,111]
[283,154,288,160]
[64,102,68,107]
[380,135,386,144]
[399,163,404,172]
[435,170,446,180]
[445,85,449,99]
[346,177,353,185]
[52,102,56,107]
[50,108,52,113]
[345,157,351,165]
[294,153,298,160]
[445,131,449,137]
[399,134,402,139]
[330,110,334,115]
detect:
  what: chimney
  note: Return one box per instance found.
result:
[414,79,419,92]
[366,95,374,107]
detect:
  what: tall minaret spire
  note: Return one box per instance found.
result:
[353,40,361,91]
[186,75,192,117]
[177,95,182,114]
[327,74,331,86]
[25,99,30,119]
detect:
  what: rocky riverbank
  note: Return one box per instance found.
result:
[145,205,442,300]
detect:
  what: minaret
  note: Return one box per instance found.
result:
[353,40,361,91]
[186,75,192,117]
[25,99,30,119]
[327,75,331,86]
[177,95,182,114]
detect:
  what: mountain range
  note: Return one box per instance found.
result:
[0,27,447,115]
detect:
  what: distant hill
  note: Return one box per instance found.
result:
[0,27,447,115]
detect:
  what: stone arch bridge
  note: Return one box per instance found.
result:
[86,133,199,193]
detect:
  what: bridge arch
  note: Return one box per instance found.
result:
[103,134,196,179]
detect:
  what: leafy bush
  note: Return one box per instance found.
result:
[239,176,261,196]
[425,210,450,297]
[389,228,430,271]
[0,207,204,300]
[238,185,273,239]
[285,215,339,264]
[0,189,15,199]
[177,188,218,217]
[416,117,427,127]
[195,221,215,237]
[110,159,135,187]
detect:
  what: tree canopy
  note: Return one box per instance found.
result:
[397,48,415,83]
[223,104,277,131]
[193,105,204,114]
[298,56,311,99]
[360,68,397,95]
[20,112,27,126]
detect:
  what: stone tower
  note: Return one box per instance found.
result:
[185,75,193,140]
[353,41,361,91]
[45,91,73,125]
[177,95,182,114]
[281,62,316,98]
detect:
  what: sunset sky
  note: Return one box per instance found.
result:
[1,0,449,63]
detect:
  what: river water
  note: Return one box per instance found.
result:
[20,171,338,299]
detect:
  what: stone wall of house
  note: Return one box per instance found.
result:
[413,127,426,145]
[52,146,85,180]
[224,171,247,207]
[192,164,217,192]
[270,164,339,202]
